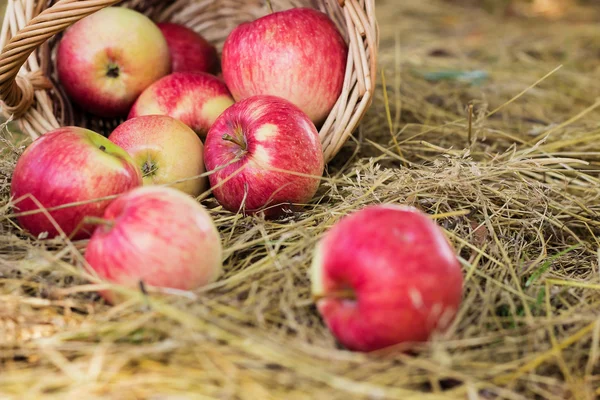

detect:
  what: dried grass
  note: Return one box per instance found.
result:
[2,0,600,398]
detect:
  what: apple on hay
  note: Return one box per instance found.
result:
[10,127,142,240]
[84,186,223,304]
[203,95,324,218]
[311,205,464,352]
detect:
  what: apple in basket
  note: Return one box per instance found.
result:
[157,22,219,74]
[56,7,171,118]
[84,186,223,304]
[221,8,348,125]
[108,115,208,197]
[10,127,142,240]
[203,95,324,218]
[128,72,234,139]
[311,205,464,352]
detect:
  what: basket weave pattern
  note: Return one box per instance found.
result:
[0,0,378,163]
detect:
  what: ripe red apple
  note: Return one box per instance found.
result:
[10,127,142,240]
[108,115,207,197]
[157,22,218,74]
[203,95,324,217]
[221,8,348,125]
[57,7,171,118]
[128,72,235,139]
[84,186,223,303]
[311,205,464,352]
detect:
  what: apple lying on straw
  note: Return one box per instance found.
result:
[203,95,324,218]
[311,205,464,352]
[84,186,223,303]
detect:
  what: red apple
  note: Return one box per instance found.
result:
[84,186,223,303]
[311,205,464,352]
[157,22,218,74]
[128,72,235,139]
[221,8,348,125]
[203,95,324,218]
[57,7,171,118]
[10,127,142,240]
[108,115,207,197]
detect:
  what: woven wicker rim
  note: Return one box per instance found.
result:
[0,0,378,163]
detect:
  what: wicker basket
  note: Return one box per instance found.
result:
[0,0,378,163]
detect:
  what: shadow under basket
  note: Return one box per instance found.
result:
[0,0,378,163]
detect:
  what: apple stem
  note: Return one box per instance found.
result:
[83,216,115,229]
[222,133,247,150]
[312,289,357,302]
[139,280,148,296]
[99,145,106,152]
[266,0,273,13]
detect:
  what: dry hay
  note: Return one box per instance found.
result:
[2,0,600,399]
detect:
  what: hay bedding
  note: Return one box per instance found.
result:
[2,0,600,398]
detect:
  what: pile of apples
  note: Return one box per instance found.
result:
[9,6,464,352]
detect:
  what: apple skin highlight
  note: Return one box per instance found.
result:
[311,205,464,352]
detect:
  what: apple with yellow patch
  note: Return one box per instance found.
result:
[57,7,171,117]
[128,72,234,139]
[203,95,324,217]
[108,115,207,197]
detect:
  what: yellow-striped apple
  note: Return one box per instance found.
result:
[221,8,348,125]
[157,23,218,74]
[128,72,234,139]
[84,186,223,303]
[108,115,207,197]
[311,205,464,352]
[203,95,324,218]
[10,127,142,240]
[56,7,171,118]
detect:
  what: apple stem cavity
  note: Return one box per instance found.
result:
[106,63,120,78]
[142,160,158,177]
[313,288,357,303]
[222,133,247,150]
